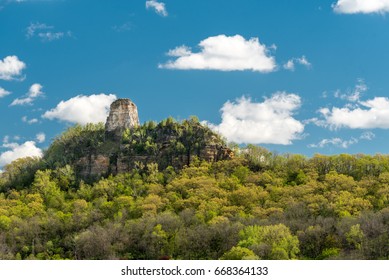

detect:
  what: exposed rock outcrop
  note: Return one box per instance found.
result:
[76,154,110,179]
[105,98,140,140]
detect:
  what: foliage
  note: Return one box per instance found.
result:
[238,224,299,260]
[121,117,226,170]
[220,246,259,260]
[43,123,107,168]
[3,120,389,259]
[0,157,43,192]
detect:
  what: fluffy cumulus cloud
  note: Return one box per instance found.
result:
[42,93,117,125]
[333,0,389,14]
[159,34,277,72]
[207,93,304,145]
[146,0,168,17]
[26,22,72,42]
[283,56,311,71]
[0,87,11,98]
[313,81,389,129]
[318,97,389,129]
[11,83,44,106]
[0,141,43,168]
[0,55,26,81]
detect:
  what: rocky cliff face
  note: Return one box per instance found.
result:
[105,99,140,140]
[48,99,233,182]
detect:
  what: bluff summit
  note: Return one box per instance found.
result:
[44,98,233,182]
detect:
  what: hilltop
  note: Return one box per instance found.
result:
[42,98,232,182]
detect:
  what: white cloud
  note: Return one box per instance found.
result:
[360,131,375,140]
[314,81,389,130]
[42,93,117,125]
[0,141,42,168]
[26,22,72,42]
[167,45,192,57]
[26,22,49,38]
[308,132,375,149]
[0,55,26,81]
[333,0,389,14]
[36,132,45,143]
[0,87,11,98]
[207,93,304,145]
[298,56,311,67]
[283,56,311,71]
[22,116,39,124]
[318,96,389,129]
[38,31,66,41]
[146,0,168,17]
[334,79,367,102]
[308,137,358,149]
[159,34,277,73]
[10,83,44,106]
[283,60,295,71]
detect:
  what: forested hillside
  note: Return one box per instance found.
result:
[41,117,231,182]
[1,119,389,259]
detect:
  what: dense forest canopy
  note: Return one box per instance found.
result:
[1,118,389,259]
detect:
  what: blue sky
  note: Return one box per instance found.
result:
[2,0,389,169]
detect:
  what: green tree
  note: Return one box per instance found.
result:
[0,157,43,191]
[32,170,64,209]
[346,224,364,250]
[220,246,259,260]
[238,224,299,260]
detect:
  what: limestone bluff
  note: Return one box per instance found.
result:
[44,98,233,182]
[105,98,140,141]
